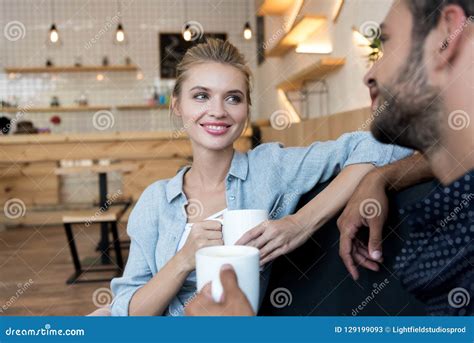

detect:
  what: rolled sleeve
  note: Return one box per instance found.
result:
[252,131,413,194]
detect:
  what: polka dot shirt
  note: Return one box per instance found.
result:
[394,171,474,316]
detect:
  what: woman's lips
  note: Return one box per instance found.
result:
[200,123,231,136]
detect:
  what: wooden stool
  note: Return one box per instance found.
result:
[62,206,126,284]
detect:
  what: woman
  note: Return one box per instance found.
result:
[111,39,412,316]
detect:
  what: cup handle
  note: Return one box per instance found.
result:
[208,218,223,225]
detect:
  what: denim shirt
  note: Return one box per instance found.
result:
[110,132,413,316]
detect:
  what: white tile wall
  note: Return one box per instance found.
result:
[1,0,258,134]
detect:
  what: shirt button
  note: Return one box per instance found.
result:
[227,176,233,182]
[229,195,235,201]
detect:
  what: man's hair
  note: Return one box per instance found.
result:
[407,0,473,40]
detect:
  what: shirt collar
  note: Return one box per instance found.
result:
[165,150,249,203]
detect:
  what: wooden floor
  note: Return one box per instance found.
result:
[0,223,128,316]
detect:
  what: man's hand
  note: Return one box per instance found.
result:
[337,154,433,280]
[236,215,311,265]
[337,171,388,280]
[185,265,255,316]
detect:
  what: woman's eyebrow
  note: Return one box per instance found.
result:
[190,86,211,92]
[226,89,244,96]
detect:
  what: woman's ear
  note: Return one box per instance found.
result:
[435,5,468,69]
[171,96,182,117]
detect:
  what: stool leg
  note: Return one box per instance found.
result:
[110,221,124,270]
[64,223,82,283]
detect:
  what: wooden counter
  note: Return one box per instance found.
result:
[0,130,253,210]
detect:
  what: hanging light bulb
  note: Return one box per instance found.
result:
[243,22,252,40]
[115,23,127,43]
[49,24,59,43]
[183,24,192,41]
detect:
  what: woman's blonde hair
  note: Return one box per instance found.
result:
[172,38,252,107]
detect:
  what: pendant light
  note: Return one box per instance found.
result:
[114,0,127,44]
[183,0,192,41]
[48,0,61,45]
[243,1,252,40]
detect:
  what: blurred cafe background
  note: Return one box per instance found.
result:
[0,0,403,315]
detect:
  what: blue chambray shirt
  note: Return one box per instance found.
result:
[110,132,413,316]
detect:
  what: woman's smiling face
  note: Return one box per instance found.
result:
[173,62,249,151]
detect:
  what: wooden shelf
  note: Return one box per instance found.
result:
[257,0,294,15]
[266,15,328,57]
[277,57,345,91]
[1,106,112,113]
[4,65,139,74]
[116,104,168,111]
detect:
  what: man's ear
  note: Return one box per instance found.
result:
[436,5,469,68]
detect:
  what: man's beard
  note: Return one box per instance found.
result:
[370,49,444,154]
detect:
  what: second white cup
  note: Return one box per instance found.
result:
[212,209,268,245]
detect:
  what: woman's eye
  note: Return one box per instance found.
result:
[193,93,208,101]
[226,95,242,104]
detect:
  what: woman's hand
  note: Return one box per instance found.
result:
[236,215,311,265]
[179,220,224,271]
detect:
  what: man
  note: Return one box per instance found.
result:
[186,0,473,316]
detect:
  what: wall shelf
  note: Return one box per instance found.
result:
[266,15,328,57]
[257,0,294,15]
[1,106,112,113]
[115,104,168,111]
[2,104,169,113]
[277,57,345,91]
[4,65,139,74]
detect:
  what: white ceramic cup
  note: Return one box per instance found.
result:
[212,209,268,245]
[195,245,260,313]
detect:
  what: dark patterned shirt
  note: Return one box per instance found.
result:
[394,171,473,315]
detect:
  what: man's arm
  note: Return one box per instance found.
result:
[337,153,434,280]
